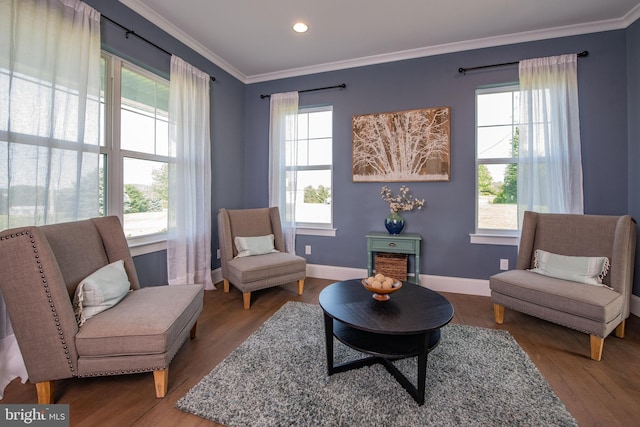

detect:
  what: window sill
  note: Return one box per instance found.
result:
[296,227,337,237]
[128,237,167,256]
[469,233,518,246]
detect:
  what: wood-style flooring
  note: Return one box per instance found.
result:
[3,277,640,426]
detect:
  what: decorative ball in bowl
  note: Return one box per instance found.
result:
[362,274,402,301]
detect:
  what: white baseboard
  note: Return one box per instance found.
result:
[211,263,640,316]
[211,268,223,289]
[306,264,491,296]
[631,294,640,317]
[304,264,640,315]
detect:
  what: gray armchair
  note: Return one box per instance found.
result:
[490,211,636,361]
[0,216,203,403]
[217,207,306,309]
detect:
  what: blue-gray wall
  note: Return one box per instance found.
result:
[245,30,631,286]
[83,1,640,296]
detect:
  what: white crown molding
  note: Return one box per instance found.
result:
[118,0,245,82]
[624,3,640,27]
[245,17,635,83]
[119,1,640,84]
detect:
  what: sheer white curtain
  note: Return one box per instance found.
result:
[167,55,214,290]
[0,0,101,398]
[517,54,584,223]
[268,92,299,254]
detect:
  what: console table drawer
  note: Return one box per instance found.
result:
[369,238,416,252]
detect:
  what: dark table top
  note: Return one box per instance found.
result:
[319,279,454,335]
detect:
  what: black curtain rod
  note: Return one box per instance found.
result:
[260,83,346,99]
[458,51,588,75]
[101,14,216,81]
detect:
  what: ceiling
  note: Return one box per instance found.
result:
[119,0,640,84]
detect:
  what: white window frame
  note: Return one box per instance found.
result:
[470,84,519,246]
[290,105,336,237]
[101,52,171,254]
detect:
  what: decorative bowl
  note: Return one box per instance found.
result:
[361,278,402,301]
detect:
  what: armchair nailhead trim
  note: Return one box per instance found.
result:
[3,230,79,377]
[78,366,167,378]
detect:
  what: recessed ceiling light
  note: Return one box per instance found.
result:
[293,22,308,33]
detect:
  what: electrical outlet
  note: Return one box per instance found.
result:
[500,259,509,270]
[305,245,311,255]
[216,249,220,259]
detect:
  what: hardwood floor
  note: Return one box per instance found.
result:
[3,277,640,426]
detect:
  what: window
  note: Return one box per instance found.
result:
[475,84,519,240]
[287,106,333,230]
[101,53,171,244]
[0,66,100,229]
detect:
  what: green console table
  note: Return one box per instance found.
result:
[366,231,422,284]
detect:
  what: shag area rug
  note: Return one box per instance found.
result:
[177,301,577,426]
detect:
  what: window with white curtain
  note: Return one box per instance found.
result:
[286,105,333,230]
[473,84,520,244]
[100,52,171,245]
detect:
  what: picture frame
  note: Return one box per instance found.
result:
[352,106,450,182]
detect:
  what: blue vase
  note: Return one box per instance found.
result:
[385,212,405,234]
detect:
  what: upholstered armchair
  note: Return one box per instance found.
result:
[0,216,204,403]
[217,207,306,309]
[490,211,636,361]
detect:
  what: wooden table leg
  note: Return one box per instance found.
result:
[323,312,334,375]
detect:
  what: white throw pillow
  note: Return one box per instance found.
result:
[234,234,279,258]
[529,249,611,288]
[73,260,131,327]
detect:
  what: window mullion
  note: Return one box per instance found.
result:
[109,56,123,220]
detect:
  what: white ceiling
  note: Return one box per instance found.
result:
[119,0,640,83]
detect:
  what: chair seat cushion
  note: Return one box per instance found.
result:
[227,252,305,283]
[490,270,623,323]
[75,284,203,357]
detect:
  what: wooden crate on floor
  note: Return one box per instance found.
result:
[374,252,408,281]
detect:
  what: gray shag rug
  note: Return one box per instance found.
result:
[177,301,577,426]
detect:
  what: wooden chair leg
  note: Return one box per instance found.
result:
[590,335,604,361]
[615,320,626,338]
[493,303,505,324]
[190,321,198,339]
[153,368,169,398]
[298,279,304,295]
[36,381,54,404]
[243,292,251,309]
[223,279,230,293]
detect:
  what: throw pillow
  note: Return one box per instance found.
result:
[529,249,611,288]
[73,260,131,327]
[234,234,279,258]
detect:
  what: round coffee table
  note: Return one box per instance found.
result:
[319,279,454,405]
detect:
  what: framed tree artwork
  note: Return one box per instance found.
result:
[352,106,450,182]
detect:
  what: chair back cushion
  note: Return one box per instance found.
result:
[40,219,111,298]
[41,216,140,298]
[225,208,277,257]
[517,211,636,291]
